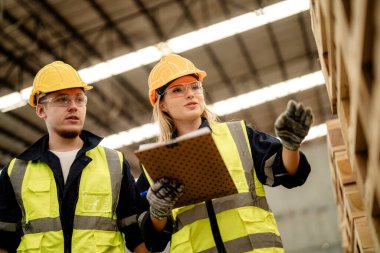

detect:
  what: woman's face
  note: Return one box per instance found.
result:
[159,80,205,123]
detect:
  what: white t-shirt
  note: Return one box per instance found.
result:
[50,149,80,183]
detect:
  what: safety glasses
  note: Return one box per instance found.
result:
[161,81,203,98]
[39,94,87,107]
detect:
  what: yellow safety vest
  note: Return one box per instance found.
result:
[169,121,284,253]
[8,146,126,253]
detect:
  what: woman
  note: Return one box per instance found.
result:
[138,54,313,253]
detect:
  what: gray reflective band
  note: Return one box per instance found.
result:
[199,232,283,253]
[104,147,122,215]
[118,214,137,228]
[23,217,62,234]
[264,153,276,186]
[226,122,255,193]
[9,159,28,225]
[0,221,18,232]
[177,193,269,229]
[74,216,118,231]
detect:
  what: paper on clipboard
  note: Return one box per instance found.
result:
[134,128,238,208]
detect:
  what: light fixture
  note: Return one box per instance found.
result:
[209,71,324,116]
[168,0,309,53]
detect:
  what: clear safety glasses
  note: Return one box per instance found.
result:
[162,81,203,98]
[39,94,87,107]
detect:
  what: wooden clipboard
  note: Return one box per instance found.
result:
[134,128,237,208]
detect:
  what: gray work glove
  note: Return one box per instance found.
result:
[274,100,314,151]
[147,177,184,220]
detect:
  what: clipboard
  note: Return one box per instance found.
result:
[134,127,238,208]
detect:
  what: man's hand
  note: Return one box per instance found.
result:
[147,177,184,220]
[275,100,314,151]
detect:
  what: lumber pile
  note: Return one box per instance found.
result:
[310,0,380,252]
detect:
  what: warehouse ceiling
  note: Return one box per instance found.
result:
[0,0,333,175]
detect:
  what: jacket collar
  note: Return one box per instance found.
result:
[172,117,210,139]
[17,130,103,161]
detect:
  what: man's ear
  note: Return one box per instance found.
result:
[36,104,47,119]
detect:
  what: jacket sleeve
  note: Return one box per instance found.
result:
[136,171,173,252]
[0,167,22,252]
[135,167,150,212]
[116,159,144,252]
[246,125,311,188]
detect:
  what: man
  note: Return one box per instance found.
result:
[0,61,148,253]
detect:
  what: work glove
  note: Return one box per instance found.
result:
[274,100,314,151]
[147,177,184,220]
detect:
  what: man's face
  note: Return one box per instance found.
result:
[36,88,87,139]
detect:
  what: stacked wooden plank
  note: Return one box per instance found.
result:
[310,0,380,252]
[326,119,374,252]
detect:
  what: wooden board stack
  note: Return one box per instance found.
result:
[310,0,380,252]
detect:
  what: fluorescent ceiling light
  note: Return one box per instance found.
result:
[101,70,325,149]
[78,46,162,84]
[0,92,26,112]
[168,0,309,53]
[102,123,159,149]
[0,0,310,112]
[209,71,324,116]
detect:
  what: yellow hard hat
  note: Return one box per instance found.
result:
[29,61,93,107]
[148,54,207,106]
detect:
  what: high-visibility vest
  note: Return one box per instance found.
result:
[8,146,126,253]
[170,121,284,253]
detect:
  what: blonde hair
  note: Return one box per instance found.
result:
[153,95,219,142]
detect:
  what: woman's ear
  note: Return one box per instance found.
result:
[160,101,168,112]
[36,104,47,119]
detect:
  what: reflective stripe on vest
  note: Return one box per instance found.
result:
[199,233,283,253]
[172,121,282,253]
[104,147,122,216]
[0,221,18,232]
[119,214,138,228]
[226,122,255,192]
[176,192,269,229]
[9,159,28,233]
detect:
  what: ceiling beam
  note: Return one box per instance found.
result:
[0,43,38,76]
[174,0,238,96]
[36,0,103,59]
[256,0,288,81]
[218,0,277,123]
[0,127,32,148]
[88,0,134,48]
[30,0,150,123]
[4,7,62,60]
[132,0,166,41]
[87,0,154,86]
